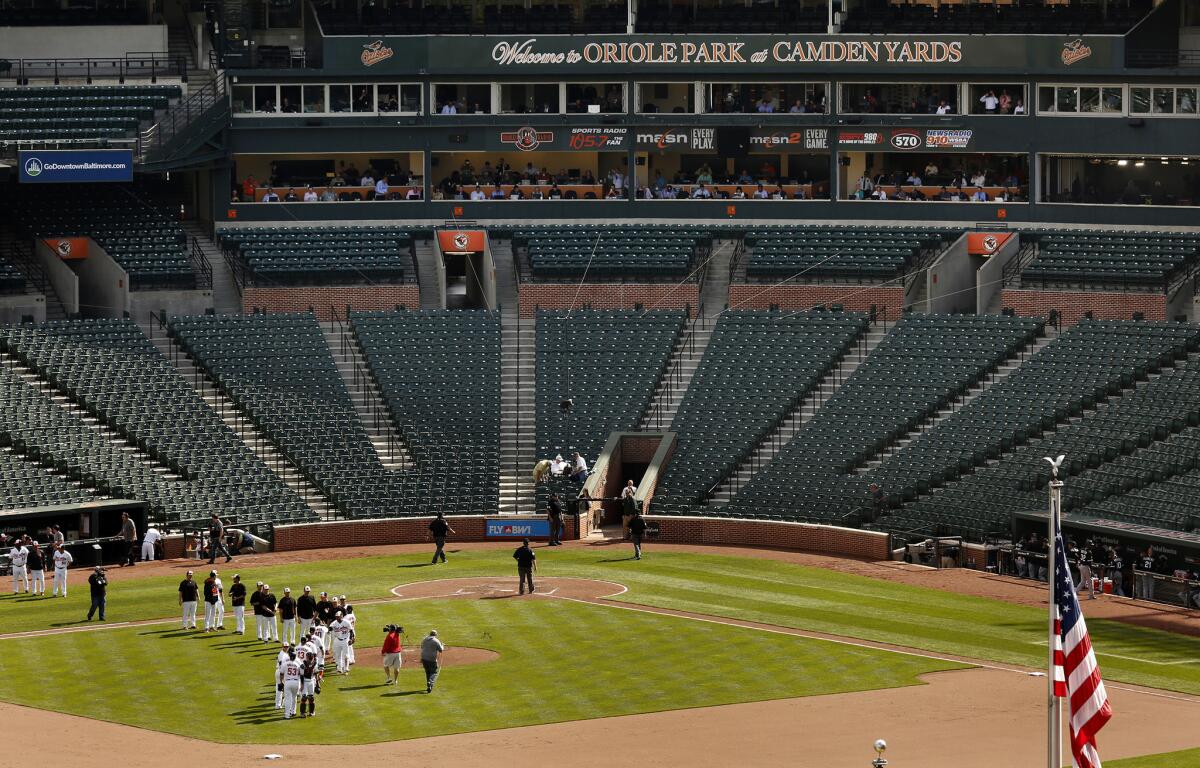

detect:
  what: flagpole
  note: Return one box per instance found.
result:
[1047,471,1064,768]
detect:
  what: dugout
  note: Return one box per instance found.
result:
[0,499,147,568]
[1013,510,1200,574]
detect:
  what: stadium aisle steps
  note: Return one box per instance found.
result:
[637,322,714,430]
[495,241,537,514]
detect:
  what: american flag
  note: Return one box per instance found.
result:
[1052,521,1113,768]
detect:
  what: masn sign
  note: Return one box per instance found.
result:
[18,149,134,184]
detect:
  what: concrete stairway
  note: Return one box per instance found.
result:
[143,332,335,517]
[182,220,241,315]
[319,323,412,471]
[701,239,736,314]
[860,327,1059,472]
[495,237,536,514]
[0,226,66,320]
[414,237,442,310]
[638,322,713,430]
[707,325,889,505]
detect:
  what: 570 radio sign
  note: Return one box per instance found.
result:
[568,127,627,149]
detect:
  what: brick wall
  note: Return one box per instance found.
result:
[728,284,905,322]
[621,435,662,464]
[1000,289,1166,326]
[242,285,422,320]
[273,515,578,550]
[646,516,892,560]
[519,283,699,319]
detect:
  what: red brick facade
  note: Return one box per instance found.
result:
[645,516,892,560]
[242,285,422,320]
[999,289,1166,326]
[728,284,905,322]
[519,283,699,319]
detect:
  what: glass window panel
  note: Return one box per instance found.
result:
[400,84,421,112]
[637,83,694,114]
[254,85,277,112]
[1153,87,1174,113]
[1038,86,1056,112]
[232,85,253,113]
[1130,87,1151,114]
[329,85,352,112]
[352,85,375,112]
[378,84,399,112]
[1080,87,1100,112]
[302,85,325,113]
[279,85,301,113]
[1101,87,1123,113]
[1177,88,1197,114]
[1056,87,1078,113]
[565,83,625,113]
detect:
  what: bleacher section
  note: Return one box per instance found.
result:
[878,321,1200,537]
[0,320,311,524]
[744,225,954,282]
[535,310,685,462]
[219,226,417,286]
[351,309,500,514]
[1019,231,1200,291]
[716,315,1042,522]
[653,310,869,506]
[0,429,96,509]
[512,226,711,281]
[0,85,179,145]
[11,185,196,290]
[170,313,411,518]
[842,0,1150,34]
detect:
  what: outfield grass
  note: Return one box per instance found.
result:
[1109,748,1200,768]
[1,546,1197,697]
[0,592,958,743]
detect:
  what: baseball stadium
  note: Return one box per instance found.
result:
[3,0,1200,766]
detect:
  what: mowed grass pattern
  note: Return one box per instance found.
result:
[1,547,1198,696]
[1109,747,1200,768]
[0,596,956,744]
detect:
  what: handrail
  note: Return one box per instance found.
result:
[7,54,188,85]
[188,235,214,290]
[137,74,227,162]
[1126,49,1200,68]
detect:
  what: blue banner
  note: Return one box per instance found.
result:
[485,518,550,538]
[18,149,134,184]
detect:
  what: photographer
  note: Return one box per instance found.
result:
[381,624,403,685]
[87,566,107,621]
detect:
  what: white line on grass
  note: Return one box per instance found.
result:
[1027,639,1200,666]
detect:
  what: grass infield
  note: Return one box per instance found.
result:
[1109,748,1200,768]
[0,546,1197,743]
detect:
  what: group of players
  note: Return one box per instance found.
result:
[176,569,359,719]
[7,534,74,597]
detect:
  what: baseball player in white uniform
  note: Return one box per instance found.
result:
[213,573,226,630]
[329,612,354,674]
[9,542,29,594]
[278,651,302,718]
[311,623,329,664]
[275,643,292,709]
[343,602,357,666]
[51,543,73,597]
[141,526,162,561]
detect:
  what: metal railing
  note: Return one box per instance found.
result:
[188,235,214,290]
[4,54,189,84]
[136,74,227,162]
[1126,49,1200,68]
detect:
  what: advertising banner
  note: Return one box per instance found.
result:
[838,128,974,151]
[485,518,551,538]
[18,149,134,184]
[437,229,486,253]
[480,125,629,152]
[41,237,89,260]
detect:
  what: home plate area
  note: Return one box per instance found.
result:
[390,576,627,601]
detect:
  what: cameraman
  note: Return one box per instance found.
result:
[381,624,403,685]
[87,566,107,621]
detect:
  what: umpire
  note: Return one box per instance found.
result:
[513,538,537,595]
[429,512,455,564]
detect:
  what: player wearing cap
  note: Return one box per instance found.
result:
[342,600,357,666]
[299,649,319,717]
[250,581,266,640]
[202,570,221,632]
[296,586,317,637]
[329,611,354,674]
[315,591,334,650]
[229,574,247,634]
[280,650,302,719]
[381,624,403,685]
[179,570,199,630]
[260,585,279,643]
[278,587,297,645]
[26,540,45,596]
[275,642,292,709]
[9,539,29,594]
[310,622,329,664]
[51,542,73,597]
[420,629,446,693]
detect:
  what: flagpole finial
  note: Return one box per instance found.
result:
[1044,454,1066,480]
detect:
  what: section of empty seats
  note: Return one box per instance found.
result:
[0,320,309,523]
[535,310,686,464]
[743,226,954,282]
[653,310,870,505]
[0,259,27,294]
[722,314,1043,522]
[842,0,1149,35]
[9,185,196,290]
[350,309,500,514]
[511,226,712,280]
[0,421,96,508]
[0,85,180,143]
[1019,231,1200,291]
[170,313,408,518]
[218,227,416,286]
[870,320,1200,517]
[887,354,1200,538]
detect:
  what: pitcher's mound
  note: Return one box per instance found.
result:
[391,576,626,601]
[355,646,499,669]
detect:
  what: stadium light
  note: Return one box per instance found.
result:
[1135,160,1145,167]
[1117,159,1129,167]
